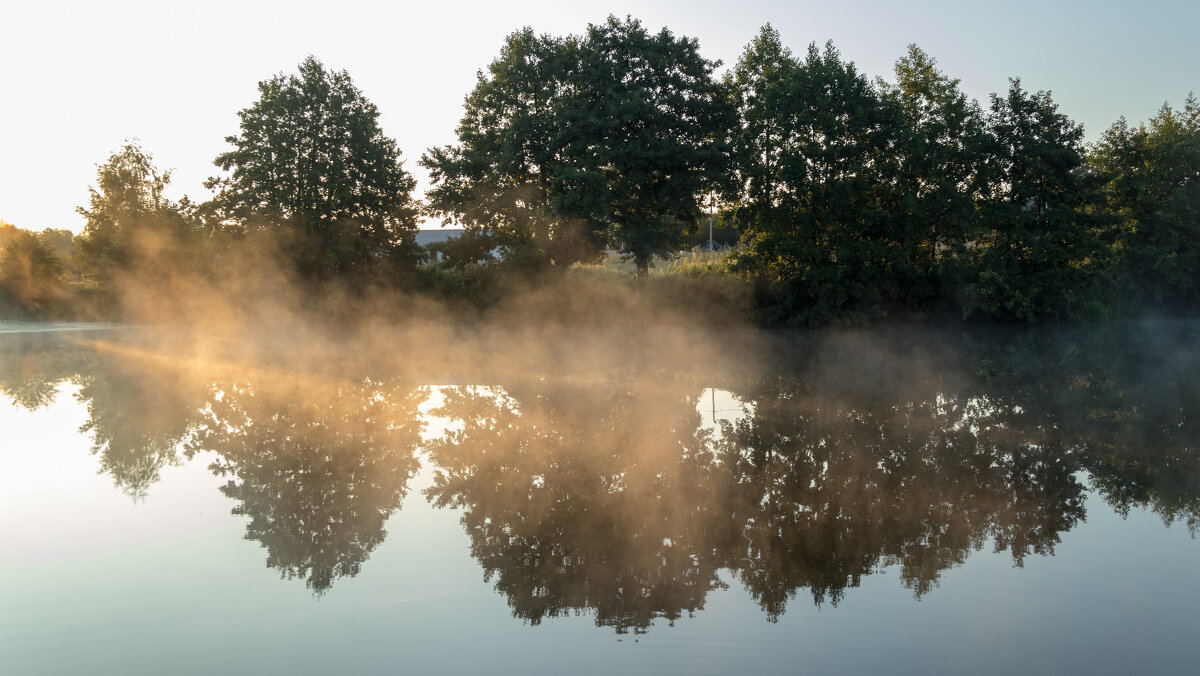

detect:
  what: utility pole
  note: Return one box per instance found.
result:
[708,190,714,250]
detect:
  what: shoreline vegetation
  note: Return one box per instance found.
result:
[2,18,1197,329]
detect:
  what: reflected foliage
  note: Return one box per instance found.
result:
[425,382,729,633]
[1,321,1197,622]
[425,322,1198,630]
[720,361,1086,617]
[0,332,84,409]
[185,378,423,593]
[75,351,208,501]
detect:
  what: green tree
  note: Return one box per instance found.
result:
[422,29,592,269]
[965,80,1112,321]
[1089,95,1200,312]
[208,56,420,279]
[883,45,988,311]
[424,17,731,277]
[76,142,191,283]
[727,30,900,324]
[556,16,732,276]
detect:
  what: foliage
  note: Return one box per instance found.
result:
[726,28,901,324]
[882,45,989,310]
[425,228,498,269]
[1090,95,1200,312]
[556,16,733,275]
[76,142,193,283]
[0,222,71,316]
[424,17,732,276]
[9,21,1197,326]
[208,56,420,279]
[422,29,590,270]
[965,80,1113,321]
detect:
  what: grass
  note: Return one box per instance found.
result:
[578,248,734,277]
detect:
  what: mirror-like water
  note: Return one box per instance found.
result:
[1,321,1197,674]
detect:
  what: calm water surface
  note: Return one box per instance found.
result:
[1,321,1197,675]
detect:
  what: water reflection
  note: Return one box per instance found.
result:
[720,370,1086,616]
[0,321,1196,627]
[185,378,423,593]
[425,382,728,633]
[78,351,208,499]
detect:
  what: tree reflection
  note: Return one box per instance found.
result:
[963,322,1200,535]
[718,374,1087,618]
[3,321,1198,621]
[0,331,207,500]
[0,332,86,409]
[427,331,1156,629]
[75,351,208,500]
[185,377,423,594]
[425,380,730,633]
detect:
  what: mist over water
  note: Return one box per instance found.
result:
[1,317,1198,673]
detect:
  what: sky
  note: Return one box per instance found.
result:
[1,0,1196,232]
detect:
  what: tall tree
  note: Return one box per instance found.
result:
[1089,95,1200,312]
[727,30,900,324]
[555,16,733,276]
[208,57,419,279]
[422,29,589,269]
[883,45,988,310]
[76,142,190,283]
[424,17,731,276]
[966,80,1112,321]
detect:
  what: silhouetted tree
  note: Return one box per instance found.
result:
[424,17,731,277]
[208,57,420,279]
[883,45,989,311]
[422,28,591,269]
[76,143,193,284]
[1090,95,1200,312]
[727,31,901,324]
[966,80,1112,320]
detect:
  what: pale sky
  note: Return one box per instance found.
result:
[1,0,1196,232]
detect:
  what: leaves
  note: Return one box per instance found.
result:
[423,17,732,275]
[209,56,419,278]
[726,29,902,324]
[75,142,192,283]
[1090,94,1200,311]
[966,80,1113,321]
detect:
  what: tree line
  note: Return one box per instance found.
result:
[1,18,1197,324]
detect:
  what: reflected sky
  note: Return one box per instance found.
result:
[1,321,1198,673]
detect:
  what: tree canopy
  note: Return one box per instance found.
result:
[3,20,1197,326]
[208,56,420,278]
[883,44,989,309]
[76,142,191,282]
[1090,95,1200,312]
[966,79,1112,321]
[726,29,901,324]
[423,16,731,276]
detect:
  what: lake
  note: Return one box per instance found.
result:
[1,320,1197,675]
